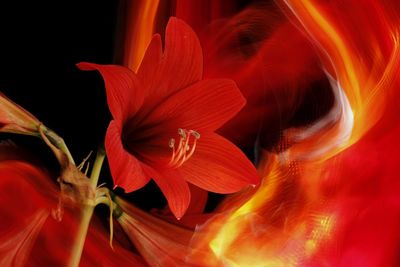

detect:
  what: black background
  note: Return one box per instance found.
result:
[0,1,117,155]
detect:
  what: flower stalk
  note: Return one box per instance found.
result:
[39,124,112,267]
[67,148,106,267]
[90,147,105,187]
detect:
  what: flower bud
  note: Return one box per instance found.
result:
[0,93,41,136]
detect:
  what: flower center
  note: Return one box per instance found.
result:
[168,128,200,168]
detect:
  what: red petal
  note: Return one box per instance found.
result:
[181,133,259,193]
[105,120,150,192]
[137,34,162,95]
[143,165,191,219]
[186,184,208,214]
[77,62,144,122]
[140,79,246,136]
[152,184,210,229]
[117,197,194,267]
[145,17,203,102]
[152,184,208,216]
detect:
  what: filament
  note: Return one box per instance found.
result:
[168,128,200,168]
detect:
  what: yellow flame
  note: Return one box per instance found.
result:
[185,153,326,265]
[209,157,280,258]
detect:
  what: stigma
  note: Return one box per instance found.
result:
[168,128,200,168]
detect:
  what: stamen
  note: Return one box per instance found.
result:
[174,134,185,156]
[190,130,201,139]
[185,139,198,160]
[168,138,176,164]
[174,131,191,166]
[178,128,186,139]
[168,138,175,148]
[170,133,188,166]
[168,128,200,168]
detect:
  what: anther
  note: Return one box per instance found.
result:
[168,138,175,148]
[190,130,201,139]
[178,128,186,139]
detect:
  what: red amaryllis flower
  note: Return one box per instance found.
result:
[78,17,259,219]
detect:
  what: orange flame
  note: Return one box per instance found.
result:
[185,1,400,266]
[283,0,400,160]
[122,0,160,72]
[187,153,336,266]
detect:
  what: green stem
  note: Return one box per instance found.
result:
[67,205,94,267]
[67,147,105,267]
[39,125,75,165]
[90,147,106,187]
[98,191,123,219]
